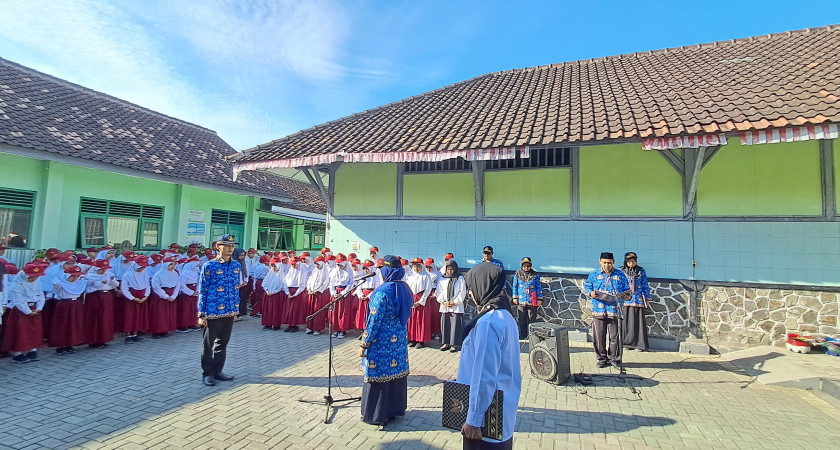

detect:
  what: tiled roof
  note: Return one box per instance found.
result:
[234,25,840,166]
[0,57,325,214]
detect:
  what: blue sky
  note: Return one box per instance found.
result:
[1,0,838,150]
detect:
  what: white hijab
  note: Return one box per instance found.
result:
[10,272,44,302]
[306,262,330,293]
[121,262,151,290]
[85,268,115,289]
[153,263,180,287]
[262,264,287,293]
[55,272,87,297]
[179,261,201,285]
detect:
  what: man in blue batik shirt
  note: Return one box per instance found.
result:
[583,252,631,369]
[197,234,242,386]
[479,246,504,270]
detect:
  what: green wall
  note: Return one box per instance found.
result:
[0,153,44,191]
[334,163,397,216]
[403,172,474,216]
[698,138,822,216]
[835,138,839,213]
[579,143,682,215]
[485,168,571,216]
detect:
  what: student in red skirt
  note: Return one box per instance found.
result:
[176,257,201,332]
[282,257,309,332]
[261,257,290,330]
[148,256,180,338]
[119,255,151,344]
[405,257,432,348]
[2,263,47,362]
[305,256,330,335]
[425,258,442,341]
[249,255,269,317]
[83,259,118,349]
[354,260,382,334]
[49,264,87,355]
[328,253,355,339]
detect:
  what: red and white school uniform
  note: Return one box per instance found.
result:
[405,269,432,344]
[261,263,290,329]
[49,273,87,349]
[249,260,269,316]
[84,268,119,346]
[120,263,151,336]
[147,264,180,335]
[305,261,331,334]
[176,261,201,330]
[354,267,382,330]
[328,261,355,333]
[1,273,45,355]
[282,263,309,328]
[426,267,441,337]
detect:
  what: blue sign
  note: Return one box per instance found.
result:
[187,222,206,234]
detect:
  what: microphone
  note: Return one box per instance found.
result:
[355,272,376,282]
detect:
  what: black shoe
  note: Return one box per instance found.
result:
[263,326,272,330]
[203,375,216,386]
[65,347,76,355]
[440,345,451,351]
[152,334,162,339]
[26,351,39,361]
[134,336,145,342]
[415,343,425,349]
[125,336,134,344]
[408,342,416,348]
[290,326,299,332]
[177,327,189,333]
[56,347,68,355]
[283,327,292,332]
[611,361,621,369]
[596,360,609,368]
[215,372,234,381]
[12,354,29,363]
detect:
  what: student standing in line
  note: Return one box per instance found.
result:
[49,264,87,355]
[249,255,269,317]
[329,254,355,339]
[305,256,331,336]
[2,263,47,362]
[261,257,290,330]
[282,257,309,332]
[176,257,202,332]
[120,255,152,344]
[83,259,118,348]
[436,259,466,352]
[405,258,432,348]
[148,256,180,338]
[354,260,382,333]
[425,258,441,341]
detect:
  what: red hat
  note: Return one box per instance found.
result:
[186,256,201,263]
[289,257,299,264]
[23,263,47,277]
[163,256,179,264]
[352,259,362,266]
[411,257,423,265]
[335,253,347,263]
[87,247,99,253]
[301,251,311,258]
[134,255,151,268]
[151,254,164,262]
[320,247,330,254]
[5,263,19,275]
[363,260,374,268]
[280,251,289,258]
[444,253,454,260]
[314,256,325,263]
[101,244,114,250]
[93,260,112,270]
[376,258,384,268]
[204,248,213,254]
[32,257,49,265]
[269,257,283,264]
[122,250,134,258]
[348,253,357,259]
[281,257,289,263]
[370,246,379,253]
[76,257,93,266]
[189,243,199,248]
[400,258,408,266]
[327,255,336,262]
[64,265,83,275]
[259,255,269,263]
[424,258,434,266]
[248,248,256,253]
[169,243,180,249]
[55,253,74,263]
[45,248,60,259]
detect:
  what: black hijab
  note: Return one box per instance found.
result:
[232,247,248,277]
[441,260,461,301]
[463,262,511,336]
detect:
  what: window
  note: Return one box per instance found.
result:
[303,220,326,250]
[210,209,245,242]
[0,188,36,248]
[78,198,164,250]
[404,157,472,173]
[258,217,294,251]
[485,147,571,170]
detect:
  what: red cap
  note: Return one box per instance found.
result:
[280,251,289,258]
[301,251,311,258]
[64,265,83,275]
[289,257,299,264]
[363,260,374,268]
[353,259,362,266]
[281,257,289,263]
[23,263,47,277]
[400,258,408,266]
[314,256,325,263]
[410,257,423,265]
[348,253,357,259]
[101,245,114,250]
[444,253,454,260]
[424,258,434,266]
[163,256,179,264]
[122,250,134,258]
[248,248,256,253]
[134,255,151,268]
[76,258,93,266]
[5,263,19,275]
[376,258,384,267]
[320,247,331,254]
[327,255,336,262]
[93,260,112,270]
[151,254,164,262]
[335,253,347,263]
[188,243,199,248]
[269,257,283,264]
[169,243,180,249]
[259,255,269,263]
[87,247,99,253]
[370,246,379,252]
[45,248,60,259]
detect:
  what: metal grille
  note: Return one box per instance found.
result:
[404,157,472,173]
[486,147,571,170]
[259,217,292,229]
[0,188,36,209]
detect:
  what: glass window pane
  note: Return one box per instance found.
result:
[258,229,269,250]
[0,208,31,248]
[83,217,106,246]
[282,230,294,250]
[141,221,160,249]
[108,217,139,249]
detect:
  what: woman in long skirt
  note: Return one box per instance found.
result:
[359,255,412,426]
[148,257,180,338]
[83,259,119,348]
[405,258,432,348]
[620,252,650,352]
[249,255,269,317]
[354,260,381,331]
[176,258,201,332]
[436,260,466,352]
[261,257,290,330]
[120,256,151,344]
[305,257,331,335]
[328,254,354,338]
[49,265,88,355]
[1,264,47,362]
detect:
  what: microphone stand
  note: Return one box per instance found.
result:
[298,277,368,424]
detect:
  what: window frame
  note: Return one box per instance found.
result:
[0,188,37,249]
[77,198,165,250]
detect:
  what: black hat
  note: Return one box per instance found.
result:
[483,246,494,253]
[521,257,532,265]
[215,234,240,246]
[624,252,638,260]
[381,255,401,268]
[599,252,614,260]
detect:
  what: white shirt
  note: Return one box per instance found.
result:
[405,270,432,305]
[436,277,467,313]
[456,309,521,442]
[426,269,440,290]
[284,265,309,291]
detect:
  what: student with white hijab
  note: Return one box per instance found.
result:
[304,256,331,335]
[148,256,180,338]
[120,255,152,344]
[1,264,47,362]
[176,257,202,332]
[84,259,119,348]
[261,257,290,330]
[49,264,88,355]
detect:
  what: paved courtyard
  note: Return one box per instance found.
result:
[2,317,840,449]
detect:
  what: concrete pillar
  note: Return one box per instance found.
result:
[35,161,65,249]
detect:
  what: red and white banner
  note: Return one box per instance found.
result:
[739,124,838,145]
[233,146,530,178]
[642,134,727,150]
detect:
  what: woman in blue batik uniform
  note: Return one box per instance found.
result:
[511,257,543,340]
[620,252,650,352]
[359,255,413,426]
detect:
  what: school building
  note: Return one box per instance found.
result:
[232,25,840,349]
[0,57,326,266]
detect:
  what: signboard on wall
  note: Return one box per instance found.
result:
[187,222,206,235]
[313,234,324,246]
[351,240,360,252]
[188,210,205,222]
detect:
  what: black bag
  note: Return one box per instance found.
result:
[441,380,503,440]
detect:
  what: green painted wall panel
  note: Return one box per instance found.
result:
[835,138,839,213]
[698,138,822,216]
[334,163,397,216]
[579,143,682,216]
[485,168,571,216]
[403,172,474,216]
[0,153,45,191]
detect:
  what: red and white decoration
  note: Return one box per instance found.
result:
[641,134,727,150]
[739,124,838,145]
[233,146,529,178]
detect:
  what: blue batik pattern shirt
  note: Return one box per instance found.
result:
[583,269,630,317]
[621,266,650,307]
[361,284,411,383]
[511,274,543,305]
[197,258,242,319]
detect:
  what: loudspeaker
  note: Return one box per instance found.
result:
[528,322,571,385]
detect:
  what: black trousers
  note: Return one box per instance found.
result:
[516,305,538,339]
[591,316,621,363]
[238,287,249,317]
[201,316,234,377]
